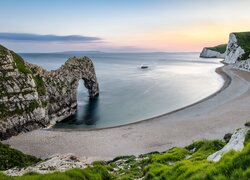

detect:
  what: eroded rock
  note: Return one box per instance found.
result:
[200,48,225,58]
[0,45,99,140]
[4,154,89,176]
[224,33,245,64]
[207,127,249,162]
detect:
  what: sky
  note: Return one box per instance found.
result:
[1,0,250,52]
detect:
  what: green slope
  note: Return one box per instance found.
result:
[0,130,250,180]
[234,32,250,60]
[207,44,227,54]
[0,142,40,171]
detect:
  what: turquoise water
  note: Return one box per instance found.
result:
[20,52,224,128]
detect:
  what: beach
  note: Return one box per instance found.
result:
[3,64,250,162]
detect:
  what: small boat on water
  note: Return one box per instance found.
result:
[140,65,149,69]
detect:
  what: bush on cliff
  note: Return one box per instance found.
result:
[0,142,40,171]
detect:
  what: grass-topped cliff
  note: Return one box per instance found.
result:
[234,32,250,60]
[0,44,99,140]
[200,44,226,58]
[1,127,249,179]
[201,31,250,69]
[207,44,227,54]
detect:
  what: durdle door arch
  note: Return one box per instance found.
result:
[0,45,99,140]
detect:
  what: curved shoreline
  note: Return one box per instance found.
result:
[3,64,250,161]
[50,65,231,132]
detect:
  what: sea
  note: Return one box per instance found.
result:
[20,52,224,129]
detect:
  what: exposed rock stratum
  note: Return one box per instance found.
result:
[0,45,99,140]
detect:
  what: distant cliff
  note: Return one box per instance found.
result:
[200,32,250,71]
[0,45,99,140]
[200,44,226,58]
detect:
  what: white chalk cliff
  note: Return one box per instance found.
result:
[224,33,245,64]
[201,32,250,71]
[200,48,225,58]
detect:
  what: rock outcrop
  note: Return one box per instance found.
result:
[5,154,89,176]
[233,58,250,72]
[224,33,246,64]
[201,32,250,71]
[200,48,225,58]
[0,45,99,140]
[223,32,250,71]
[207,127,249,162]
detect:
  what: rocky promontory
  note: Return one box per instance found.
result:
[200,32,250,71]
[200,44,226,58]
[224,32,250,71]
[0,45,99,140]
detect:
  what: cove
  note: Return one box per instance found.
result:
[20,52,224,129]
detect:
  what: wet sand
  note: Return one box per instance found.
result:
[3,65,250,162]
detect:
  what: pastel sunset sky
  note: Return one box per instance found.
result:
[1,0,250,52]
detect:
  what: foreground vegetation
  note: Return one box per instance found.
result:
[207,44,227,54]
[0,128,249,179]
[0,143,40,171]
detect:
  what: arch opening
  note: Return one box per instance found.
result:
[73,79,99,125]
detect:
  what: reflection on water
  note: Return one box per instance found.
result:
[58,97,99,127]
[77,97,99,125]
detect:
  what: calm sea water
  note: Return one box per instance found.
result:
[20,52,224,128]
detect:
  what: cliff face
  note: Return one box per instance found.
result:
[200,32,250,71]
[224,33,246,64]
[200,48,225,58]
[223,32,250,71]
[0,45,99,140]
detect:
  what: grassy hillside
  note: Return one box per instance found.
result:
[0,131,250,179]
[234,32,250,60]
[0,142,40,171]
[207,44,227,54]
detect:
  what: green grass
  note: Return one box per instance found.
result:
[0,142,40,171]
[0,166,115,180]
[10,51,32,74]
[143,140,250,180]
[234,32,250,60]
[1,139,250,179]
[244,130,250,146]
[33,74,46,96]
[207,44,227,54]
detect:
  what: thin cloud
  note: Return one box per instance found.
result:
[0,32,103,43]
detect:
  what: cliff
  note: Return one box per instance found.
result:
[201,32,250,71]
[0,45,99,140]
[224,32,250,71]
[200,44,226,58]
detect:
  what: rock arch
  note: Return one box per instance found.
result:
[43,57,99,124]
[0,44,99,139]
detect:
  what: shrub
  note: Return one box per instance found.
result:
[0,142,40,171]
